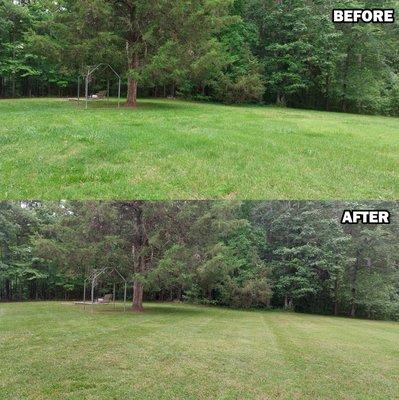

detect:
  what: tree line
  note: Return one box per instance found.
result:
[1,0,398,114]
[1,201,398,320]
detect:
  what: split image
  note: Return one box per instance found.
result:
[1,0,399,399]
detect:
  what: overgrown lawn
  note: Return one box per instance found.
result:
[1,98,398,199]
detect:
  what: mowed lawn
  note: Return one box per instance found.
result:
[0,302,398,400]
[0,98,398,199]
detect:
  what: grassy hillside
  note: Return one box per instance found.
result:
[0,98,398,199]
[0,302,398,400]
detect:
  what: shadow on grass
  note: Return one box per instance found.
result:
[136,100,196,111]
[72,98,195,112]
[88,303,206,317]
[144,304,206,316]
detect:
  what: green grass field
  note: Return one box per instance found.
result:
[0,302,398,400]
[1,98,398,199]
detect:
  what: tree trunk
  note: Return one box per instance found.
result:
[131,203,147,312]
[350,288,356,318]
[325,75,331,111]
[126,53,139,107]
[349,254,359,318]
[11,31,16,98]
[333,300,339,316]
[333,279,339,316]
[177,286,182,301]
[11,75,16,98]
[132,281,144,312]
[277,92,286,106]
[5,279,10,301]
[341,43,353,113]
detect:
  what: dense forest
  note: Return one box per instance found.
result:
[1,0,398,114]
[1,201,398,320]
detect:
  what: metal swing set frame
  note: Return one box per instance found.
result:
[77,64,122,109]
[80,266,129,312]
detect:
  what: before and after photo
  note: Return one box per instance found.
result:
[0,1,398,399]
